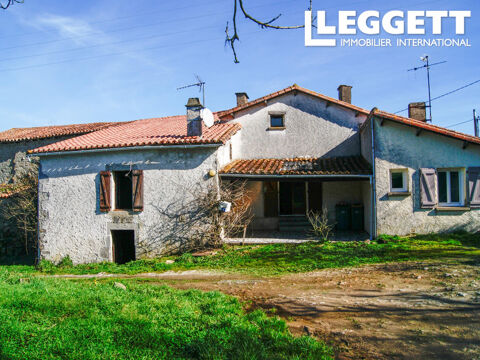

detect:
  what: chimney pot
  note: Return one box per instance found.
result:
[235,92,249,107]
[337,85,352,104]
[408,102,427,122]
[186,97,203,137]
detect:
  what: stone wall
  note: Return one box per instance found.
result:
[231,92,367,159]
[374,118,480,235]
[0,136,73,184]
[38,146,223,264]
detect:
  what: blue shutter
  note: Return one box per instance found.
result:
[420,168,436,208]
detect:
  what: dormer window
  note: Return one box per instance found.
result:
[269,112,285,130]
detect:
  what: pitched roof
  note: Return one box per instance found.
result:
[218,84,480,147]
[220,156,372,176]
[30,115,241,154]
[0,122,122,143]
[217,84,370,120]
[373,109,480,146]
[0,183,27,199]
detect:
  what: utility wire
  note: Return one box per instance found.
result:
[445,119,474,129]
[0,30,262,73]
[0,0,293,52]
[0,0,227,40]
[394,79,480,114]
[0,25,218,63]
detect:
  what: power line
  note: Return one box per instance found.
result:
[394,79,480,114]
[0,25,218,63]
[0,30,262,73]
[0,0,227,40]
[0,0,292,52]
[444,119,472,128]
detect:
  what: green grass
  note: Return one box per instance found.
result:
[2,233,480,276]
[0,272,332,360]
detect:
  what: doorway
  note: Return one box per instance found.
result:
[279,182,307,215]
[111,230,136,264]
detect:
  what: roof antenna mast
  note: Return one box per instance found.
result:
[177,74,206,106]
[408,55,446,122]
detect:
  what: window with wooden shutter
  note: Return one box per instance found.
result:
[467,167,480,207]
[132,170,144,212]
[99,171,111,212]
[420,168,436,208]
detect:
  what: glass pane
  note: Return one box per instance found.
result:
[450,171,460,203]
[270,116,284,127]
[438,172,447,203]
[391,172,404,189]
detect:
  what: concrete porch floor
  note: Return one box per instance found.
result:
[225,230,370,244]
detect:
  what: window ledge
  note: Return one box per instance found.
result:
[436,206,470,212]
[388,191,411,197]
[268,126,286,131]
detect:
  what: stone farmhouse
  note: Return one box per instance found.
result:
[1,84,479,264]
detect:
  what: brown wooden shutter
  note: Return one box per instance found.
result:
[420,168,436,208]
[467,167,480,207]
[132,170,144,212]
[99,171,111,212]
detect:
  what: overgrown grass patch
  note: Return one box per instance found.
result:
[2,233,479,276]
[0,272,332,360]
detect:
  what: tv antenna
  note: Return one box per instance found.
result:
[177,74,206,106]
[408,56,446,122]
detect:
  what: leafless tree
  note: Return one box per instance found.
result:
[225,0,314,63]
[143,180,253,256]
[0,172,38,255]
[1,0,23,10]
[307,208,334,243]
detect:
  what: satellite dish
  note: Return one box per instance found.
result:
[201,108,214,128]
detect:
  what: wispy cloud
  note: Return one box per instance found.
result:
[28,13,108,46]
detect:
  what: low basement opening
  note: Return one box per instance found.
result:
[111,230,136,264]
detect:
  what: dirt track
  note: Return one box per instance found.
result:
[154,261,480,360]
[56,261,480,359]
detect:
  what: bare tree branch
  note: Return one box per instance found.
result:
[225,0,313,63]
[0,0,23,10]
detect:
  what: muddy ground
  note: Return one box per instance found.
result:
[56,261,480,359]
[148,261,480,360]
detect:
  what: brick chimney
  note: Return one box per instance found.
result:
[186,97,203,137]
[408,102,427,122]
[337,85,352,104]
[235,92,249,107]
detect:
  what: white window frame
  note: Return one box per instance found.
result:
[437,168,465,207]
[390,169,408,192]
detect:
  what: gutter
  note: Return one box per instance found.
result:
[30,143,221,157]
[368,108,378,240]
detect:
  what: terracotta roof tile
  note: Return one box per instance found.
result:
[0,183,26,199]
[220,156,372,176]
[30,115,241,154]
[373,109,480,146]
[0,122,124,143]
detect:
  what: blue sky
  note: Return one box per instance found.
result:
[0,0,478,135]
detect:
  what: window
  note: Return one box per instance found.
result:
[390,169,408,192]
[114,171,133,210]
[438,169,464,206]
[269,113,285,129]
